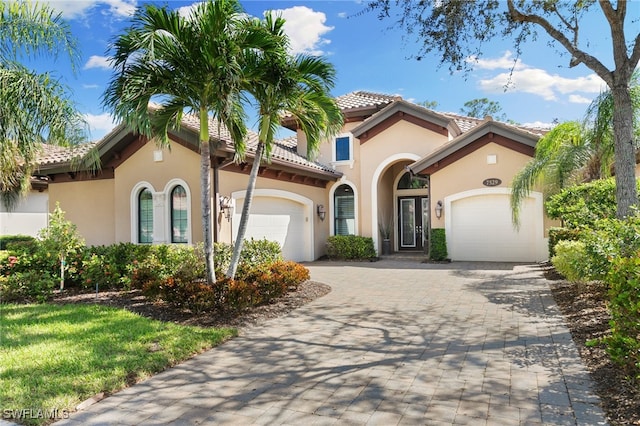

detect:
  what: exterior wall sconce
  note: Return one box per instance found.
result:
[317,204,326,221]
[435,200,443,219]
[219,195,234,222]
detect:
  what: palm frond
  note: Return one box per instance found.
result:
[0,0,79,69]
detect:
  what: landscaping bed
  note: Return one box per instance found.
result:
[52,280,331,330]
[545,265,640,425]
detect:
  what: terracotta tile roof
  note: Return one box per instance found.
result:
[37,142,98,166]
[335,91,399,111]
[439,112,483,133]
[178,112,337,174]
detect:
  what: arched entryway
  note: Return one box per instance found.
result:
[370,154,427,254]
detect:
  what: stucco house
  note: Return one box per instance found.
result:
[29,91,555,262]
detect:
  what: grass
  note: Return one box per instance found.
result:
[0,303,237,426]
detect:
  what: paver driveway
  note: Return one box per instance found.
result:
[56,260,607,425]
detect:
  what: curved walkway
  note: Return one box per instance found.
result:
[56,261,607,425]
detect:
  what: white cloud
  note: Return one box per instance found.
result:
[84,112,117,136]
[136,4,333,56]
[82,83,100,89]
[467,50,526,71]
[83,55,112,70]
[271,6,333,55]
[476,54,606,102]
[522,121,555,129]
[568,94,594,104]
[45,0,136,19]
[102,0,136,17]
[337,12,348,19]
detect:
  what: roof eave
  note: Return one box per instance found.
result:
[351,101,451,139]
[409,121,539,174]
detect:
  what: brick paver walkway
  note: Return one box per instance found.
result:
[54,260,607,425]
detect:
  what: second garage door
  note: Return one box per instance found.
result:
[447,190,544,262]
[232,193,311,262]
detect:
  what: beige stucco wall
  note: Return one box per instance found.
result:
[429,142,557,234]
[48,179,115,246]
[48,136,335,259]
[305,119,450,251]
[217,170,331,259]
[114,140,203,244]
[359,121,448,248]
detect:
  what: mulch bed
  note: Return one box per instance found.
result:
[543,263,640,425]
[51,280,331,330]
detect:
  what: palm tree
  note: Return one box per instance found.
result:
[103,0,273,284]
[510,71,640,225]
[0,1,87,209]
[225,14,344,279]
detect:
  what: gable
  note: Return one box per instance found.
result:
[351,101,450,143]
[410,121,539,176]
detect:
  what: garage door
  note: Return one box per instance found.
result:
[448,192,541,262]
[232,195,310,262]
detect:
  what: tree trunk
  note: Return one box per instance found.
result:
[59,254,65,291]
[200,109,215,285]
[611,83,638,218]
[226,141,265,279]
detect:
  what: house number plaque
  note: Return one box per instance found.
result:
[483,178,502,187]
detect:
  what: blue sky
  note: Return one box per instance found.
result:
[35,0,638,141]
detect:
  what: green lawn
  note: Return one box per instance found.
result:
[0,303,237,425]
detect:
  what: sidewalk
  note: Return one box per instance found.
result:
[55,261,607,425]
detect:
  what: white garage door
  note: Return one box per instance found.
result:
[233,196,310,262]
[448,193,541,262]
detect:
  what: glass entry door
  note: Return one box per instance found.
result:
[398,196,429,251]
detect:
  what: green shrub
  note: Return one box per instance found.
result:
[429,228,448,261]
[548,227,581,258]
[580,216,640,281]
[545,178,640,229]
[82,253,119,290]
[603,255,640,379]
[551,240,590,282]
[0,270,56,303]
[326,235,376,260]
[213,242,233,278]
[0,235,35,250]
[214,239,283,278]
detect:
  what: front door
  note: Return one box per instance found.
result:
[398,196,429,251]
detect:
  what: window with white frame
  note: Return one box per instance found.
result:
[170,185,188,243]
[131,180,191,245]
[334,184,355,235]
[138,188,154,244]
[332,134,353,166]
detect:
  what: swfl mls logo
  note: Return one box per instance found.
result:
[2,408,70,420]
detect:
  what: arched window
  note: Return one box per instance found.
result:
[397,172,429,190]
[334,184,355,235]
[170,185,188,243]
[138,189,153,243]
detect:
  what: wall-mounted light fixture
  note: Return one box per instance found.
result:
[219,195,234,222]
[317,204,326,221]
[435,200,443,219]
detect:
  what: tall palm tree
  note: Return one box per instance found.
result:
[225,14,344,279]
[103,0,272,284]
[0,1,87,209]
[510,71,640,225]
